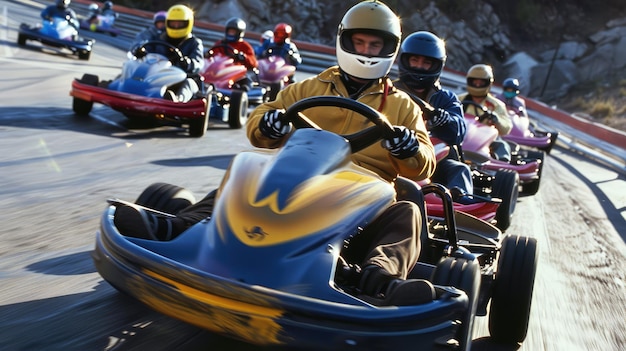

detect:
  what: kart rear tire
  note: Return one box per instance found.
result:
[492,169,519,231]
[521,150,545,195]
[489,234,538,344]
[228,90,248,129]
[135,183,197,214]
[17,33,26,46]
[73,74,99,116]
[431,257,481,351]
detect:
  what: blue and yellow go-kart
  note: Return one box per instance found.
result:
[93,96,537,350]
[17,17,94,60]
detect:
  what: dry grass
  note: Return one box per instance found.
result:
[553,78,626,132]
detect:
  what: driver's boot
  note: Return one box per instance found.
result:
[163,90,178,102]
[113,203,187,240]
[359,265,435,306]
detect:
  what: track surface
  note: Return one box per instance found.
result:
[1,1,625,350]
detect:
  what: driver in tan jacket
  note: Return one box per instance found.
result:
[247,0,437,306]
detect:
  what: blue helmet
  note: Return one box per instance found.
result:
[398,31,446,90]
[502,77,520,98]
[225,17,246,42]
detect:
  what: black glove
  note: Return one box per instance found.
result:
[235,51,246,62]
[179,56,191,71]
[382,126,419,159]
[259,109,291,139]
[132,45,147,58]
[428,108,451,128]
[478,110,498,124]
[485,111,498,124]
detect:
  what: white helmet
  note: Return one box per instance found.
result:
[336,1,401,80]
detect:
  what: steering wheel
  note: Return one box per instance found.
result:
[462,99,493,123]
[281,96,396,153]
[133,40,184,64]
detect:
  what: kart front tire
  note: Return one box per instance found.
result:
[135,182,197,214]
[492,169,519,231]
[189,113,208,137]
[431,257,481,351]
[17,33,26,46]
[521,150,545,195]
[228,90,248,129]
[73,74,99,116]
[489,234,538,344]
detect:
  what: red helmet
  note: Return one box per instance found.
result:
[273,23,292,45]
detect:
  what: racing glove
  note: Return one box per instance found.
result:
[179,56,191,72]
[234,51,246,62]
[382,126,420,159]
[259,109,291,139]
[132,45,147,58]
[428,108,451,128]
[485,111,499,124]
[478,110,498,125]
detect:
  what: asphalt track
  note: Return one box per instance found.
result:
[1,1,625,350]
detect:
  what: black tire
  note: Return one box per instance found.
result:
[17,33,26,46]
[492,169,519,231]
[135,183,196,214]
[188,95,210,137]
[267,81,283,101]
[431,257,481,351]
[521,150,545,195]
[228,90,248,129]
[78,50,91,60]
[73,74,99,116]
[489,235,538,344]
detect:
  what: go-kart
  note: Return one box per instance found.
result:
[502,107,559,154]
[93,96,538,350]
[462,101,545,195]
[79,12,122,37]
[406,97,518,230]
[424,139,519,231]
[257,55,296,101]
[70,40,212,137]
[17,17,94,60]
[200,45,268,126]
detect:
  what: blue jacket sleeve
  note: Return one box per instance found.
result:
[428,89,466,146]
[179,36,205,74]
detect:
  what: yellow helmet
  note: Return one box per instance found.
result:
[166,4,194,39]
[466,64,494,97]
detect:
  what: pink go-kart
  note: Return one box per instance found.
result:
[462,101,544,195]
[502,107,559,154]
[257,55,296,101]
[421,138,519,231]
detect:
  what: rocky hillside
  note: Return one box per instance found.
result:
[118,0,626,130]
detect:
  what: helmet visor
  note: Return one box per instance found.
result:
[340,29,398,58]
[167,20,189,29]
[467,78,490,88]
[400,54,442,75]
[503,91,518,99]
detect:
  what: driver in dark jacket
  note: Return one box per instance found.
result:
[41,0,79,29]
[134,4,204,102]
